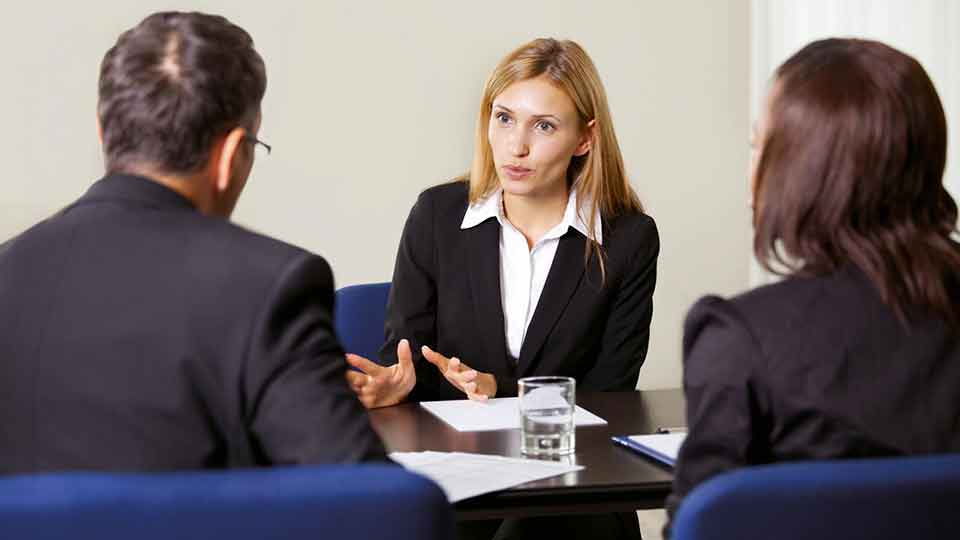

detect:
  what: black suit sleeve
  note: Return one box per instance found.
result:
[380,191,453,401]
[580,217,659,391]
[664,296,770,536]
[244,253,388,464]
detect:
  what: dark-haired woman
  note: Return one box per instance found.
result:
[666,37,960,530]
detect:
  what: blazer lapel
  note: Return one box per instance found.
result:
[465,220,512,377]
[517,231,586,377]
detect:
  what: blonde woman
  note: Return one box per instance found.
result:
[348,39,659,412]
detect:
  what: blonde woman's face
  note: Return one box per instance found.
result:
[488,75,590,200]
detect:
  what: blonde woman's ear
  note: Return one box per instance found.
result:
[575,119,597,156]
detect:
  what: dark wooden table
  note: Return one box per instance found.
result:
[369,389,685,520]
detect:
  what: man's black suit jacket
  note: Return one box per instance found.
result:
[381,181,660,401]
[0,174,385,473]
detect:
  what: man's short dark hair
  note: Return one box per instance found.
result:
[98,12,266,175]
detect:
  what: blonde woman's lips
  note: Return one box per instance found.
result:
[502,165,533,180]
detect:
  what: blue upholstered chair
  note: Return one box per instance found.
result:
[335,282,391,363]
[0,465,454,540]
[671,454,960,540]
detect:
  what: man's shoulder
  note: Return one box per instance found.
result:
[199,216,310,261]
[187,216,328,287]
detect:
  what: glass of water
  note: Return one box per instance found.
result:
[518,376,575,456]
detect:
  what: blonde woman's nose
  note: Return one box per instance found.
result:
[508,131,529,157]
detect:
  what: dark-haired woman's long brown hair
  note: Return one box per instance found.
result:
[753,38,960,326]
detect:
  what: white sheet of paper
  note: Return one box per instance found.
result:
[419,397,607,432]
[390,451,583,502]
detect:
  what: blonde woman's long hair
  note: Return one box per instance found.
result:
[464,38,643,280]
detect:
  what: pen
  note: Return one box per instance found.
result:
[656,426,687,434]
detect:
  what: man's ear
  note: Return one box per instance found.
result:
[96,114,104,146]
[215,127,247,193]
[574,119,596,157]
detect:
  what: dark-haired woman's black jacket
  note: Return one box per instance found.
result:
[380,181,660,401]
[666,267,960,525]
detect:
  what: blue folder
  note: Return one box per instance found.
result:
[611,433,686,467]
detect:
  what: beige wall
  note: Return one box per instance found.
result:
[0,1,751,390]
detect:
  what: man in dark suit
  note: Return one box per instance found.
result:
[0,11,385,472]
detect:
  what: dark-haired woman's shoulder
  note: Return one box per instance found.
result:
[686,274,824,346]
[669,277,834,523]
[684,270,875,378]
[709,273,823,321]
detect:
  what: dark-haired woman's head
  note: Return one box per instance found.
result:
[752,38,960,324]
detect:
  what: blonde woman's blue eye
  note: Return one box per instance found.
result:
[536,121,555,132]
[495,112,511,125]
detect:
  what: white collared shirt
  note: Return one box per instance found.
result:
[460,188,602,360]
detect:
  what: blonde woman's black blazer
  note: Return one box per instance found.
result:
[380,181,660,401]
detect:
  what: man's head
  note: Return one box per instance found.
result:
[98,12,267,217]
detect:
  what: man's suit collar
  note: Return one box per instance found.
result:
[81,174,197,212]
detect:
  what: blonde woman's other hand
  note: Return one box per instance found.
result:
[421,345,497,401]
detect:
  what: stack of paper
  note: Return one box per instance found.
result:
[390,451,583,502]
[419,397,607,432]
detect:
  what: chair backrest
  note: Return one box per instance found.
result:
[335,282,391,362]
[0,464,454,540]
[671,454,960,540]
